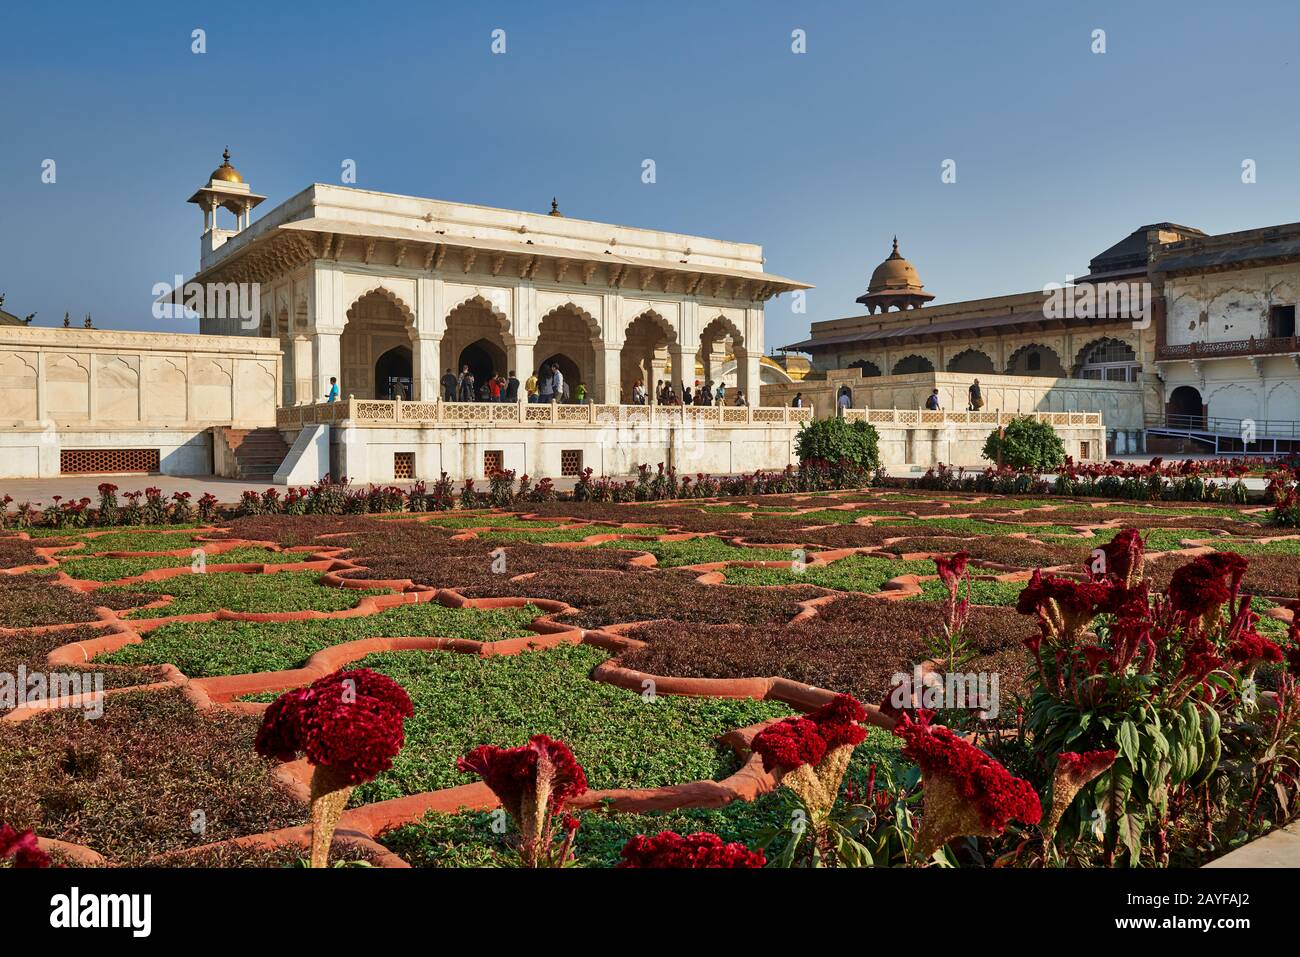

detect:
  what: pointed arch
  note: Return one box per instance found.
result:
[946,348,996,374]
[1005,343,1065,377]
[621,310,677,397]
[341,289,418,399]
[536,303,600,393]
[847,359,881,377]
[1072,336,1138,380]
[346,285,417,330]
[447,292,510,333]
[891,354,935,375]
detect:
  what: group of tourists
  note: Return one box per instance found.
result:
[437,362,586,404]
[632,378,744,407]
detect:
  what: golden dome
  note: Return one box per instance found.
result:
[868,236,923,293]
[210,147,244,184]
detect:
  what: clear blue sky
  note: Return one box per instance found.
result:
[3,0,1299,350]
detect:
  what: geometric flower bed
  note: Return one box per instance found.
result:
[2,484,1297,868]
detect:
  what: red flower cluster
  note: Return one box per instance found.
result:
[255,668,413,784]
[457,734,588,817]
[893,712,1042,833]
[751,694,868,773]
[751,717,826,773]
[1091,527,1145,587]
[1057,750,1118,779]
[1016,568,1121,643]
[1168,552,1248,621]
[618,831,766,868]
[934,551,969,591]
[0,824,50,868]
[1228,631,1284,668]
[934,551,972,637]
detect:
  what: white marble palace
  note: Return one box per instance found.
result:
[0,153,828,481]
[190,151,807,408]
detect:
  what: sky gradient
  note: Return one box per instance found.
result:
[3,0,1300,350]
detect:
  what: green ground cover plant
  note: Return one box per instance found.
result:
[98,602,541,677]
[594,535,809,567]
[21,524,205,540]
[721,554,936,593]
[380,733,899,867]
[907,577,1026,606]
[345,643,797,804]
[98,570,390,619]
[889,517,1084,537]
[51,547,307,583]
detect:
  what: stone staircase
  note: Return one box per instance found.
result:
[223,427,290,479]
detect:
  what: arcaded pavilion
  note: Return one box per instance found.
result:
[185,152,808,408]
[0,153,824,482]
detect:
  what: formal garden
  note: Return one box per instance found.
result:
[2,433,1299,869]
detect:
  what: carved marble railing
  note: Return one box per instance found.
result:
[1156,336,1300,361]
[277,398,815,430]
[840,408,1101,427]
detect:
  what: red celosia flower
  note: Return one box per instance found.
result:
[1092,528,1145,587]
[618,831,766,868]
[0,824,51,868]
[457,734,588,818]
[1168,553,1249,620]
[1229,630,1284,667]
[255,668,413,785]
[1057,750,1118,779]
[804,693,869,750]
[1016,569,1115,642]
[751,717,828,773]
[934,552,970,591]
[893,712,1042,835]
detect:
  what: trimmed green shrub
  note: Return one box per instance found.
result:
[982,416,1066,470]
[795,417,881,471]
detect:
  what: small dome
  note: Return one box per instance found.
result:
[868,237,923,293]
[548,197,563,217]
[210,147,244,184]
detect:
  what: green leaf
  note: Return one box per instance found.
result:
[1117,720,1140,765]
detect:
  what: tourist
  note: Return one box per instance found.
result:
[537,363,554,402]
[487,373,502,402]
[925,388,941,411]
[838,385,852,412]
[574,382,587,403]
[325,376,339,403]
[733,390,747,407]
[505,370,520,402]
[682,383,693,405]
[968,378,983,411]
[525,369,539,402]
[791,392,804,408]
[458,366,475,402]
[441,368,457,401]
[550,363,565,403]
[715,382,725,405]
[631,380,646,405]
[655,380,665,404]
